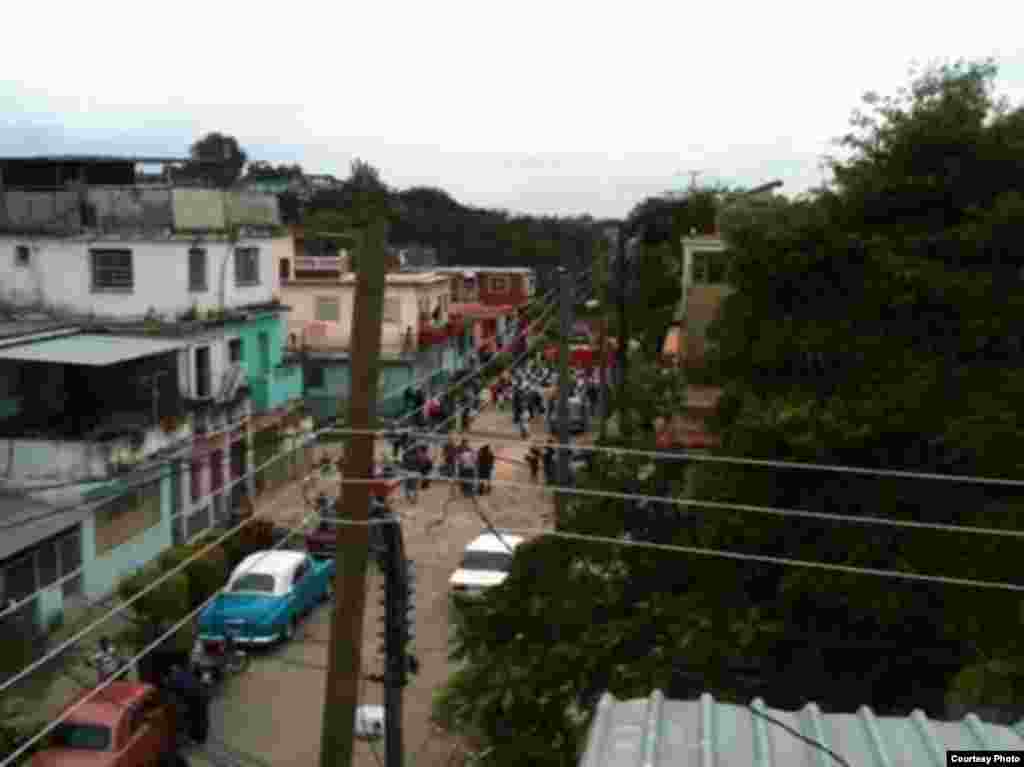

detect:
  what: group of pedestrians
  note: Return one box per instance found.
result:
[442,437,495,497]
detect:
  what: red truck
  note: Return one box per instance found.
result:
[30,681,185,767]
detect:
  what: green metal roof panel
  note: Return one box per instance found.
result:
[0,333,184,365]
[578,691,1024,767]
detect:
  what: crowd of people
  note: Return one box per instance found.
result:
[383,352,603,503]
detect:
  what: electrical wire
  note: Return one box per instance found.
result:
[0,512,314,767]
[372,285,558,417]
[0,436,324,697]
[325,434,1024,542]
[321,477,1024,592]
[747,704,852,767]
[344,425,1024,490]
[0,419,326,534]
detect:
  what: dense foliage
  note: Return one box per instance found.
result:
[434,59,1024,767]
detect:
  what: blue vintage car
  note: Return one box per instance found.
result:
[198,550,335,645]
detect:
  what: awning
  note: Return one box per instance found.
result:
[0,334,185,366]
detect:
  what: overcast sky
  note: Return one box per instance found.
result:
[2,0,1023,219]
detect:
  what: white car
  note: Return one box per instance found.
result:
[449,532,525,597]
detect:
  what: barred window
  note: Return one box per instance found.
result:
[91,250,133,292]
[234,247,260,286]
[189,248,208,292]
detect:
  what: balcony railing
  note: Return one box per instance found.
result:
[0,187,280,234]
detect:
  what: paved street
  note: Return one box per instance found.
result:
[185,403,555,767]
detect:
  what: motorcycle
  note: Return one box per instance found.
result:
[190,627,249,691]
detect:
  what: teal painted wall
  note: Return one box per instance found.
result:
[305,362,352,424]
[37,584,63,629]
[81,468,174,601]
[232,311,303,412]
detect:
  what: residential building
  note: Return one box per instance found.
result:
[663,235,731,367]
[0,155,307,631]
[410,266,536,308]
[579,689,1024,767]
[280,268,469,421]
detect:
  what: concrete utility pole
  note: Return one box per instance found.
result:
[555,266,573,524]
[320,216,389,767]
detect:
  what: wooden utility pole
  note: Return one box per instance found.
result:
[320,215,389,767]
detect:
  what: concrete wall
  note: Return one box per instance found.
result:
[172,189,225,230]
[282,282,446,352]
[0,236,278,318]
[81,469,173,601]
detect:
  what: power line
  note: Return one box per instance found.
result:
[344,425,1024,490]
[373,285,558,419]
[0,420,325,534]
[0,425,334,623]
[329,437,1024,541]
[0,437,323,697]
[0,515,313,767]
[314,500,1024,592]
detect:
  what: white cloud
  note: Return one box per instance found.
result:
[2,0,1023,218]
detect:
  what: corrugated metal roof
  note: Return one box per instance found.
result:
[0,490,88,561]
[578,690,1024,767]
[0,334,185,366]
[0,155,188,164]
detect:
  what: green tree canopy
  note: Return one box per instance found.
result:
[434,59,1024,767]
[175,132,248,188]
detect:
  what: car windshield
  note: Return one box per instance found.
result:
[50,723,111,750]
[230,573,276,593]
[459,550,513,572]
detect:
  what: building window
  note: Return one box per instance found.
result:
[279,258,291,282]
[188,248,208,292]
[14,245,30,267]
[90,249,133,292]
[383,298,401,324]
[234,247,260,287]
[210,450,224,493]
[194,346,212,398]
[94,486,161,557]
[190,460,203,502]
[229,338,243,363]
[489,276,509,293]
[306,363,325,389]
[315,296,340,322]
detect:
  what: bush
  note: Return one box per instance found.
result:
[117,564,192,651]
[158,541,230,613]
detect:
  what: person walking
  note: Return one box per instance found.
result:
[525,445,541,482]
[164,663,210,744]
[443,437,460,498]
[401,445,421,503]
[92,637,125,684]
[457,440,476,497]
[542,439,557,486]
[477,444,495,495]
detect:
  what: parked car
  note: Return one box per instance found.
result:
[449,532,525,598]
[30,681,184,767]
[307,497,392,560]
[197,551,334,646]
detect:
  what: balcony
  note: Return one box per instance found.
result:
[250,361,303,414]
[0,416,194,485]
[418,319,449,348]
[0,187,280,235]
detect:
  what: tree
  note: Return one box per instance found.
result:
[176,132,248,188]
[697,57,1024,715]
[434,60,1024,767]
